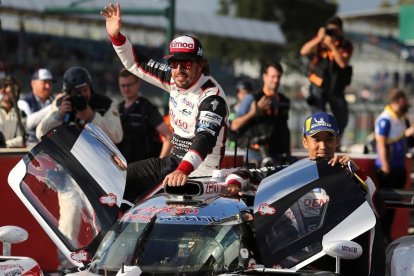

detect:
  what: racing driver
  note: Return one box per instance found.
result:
[101,3,229,203]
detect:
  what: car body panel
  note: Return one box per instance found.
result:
[0,256,43,276]
[8,123,126,267]
[254,158,376,269]
[386,235,414,276]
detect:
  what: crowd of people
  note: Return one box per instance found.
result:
[1,5,413,273]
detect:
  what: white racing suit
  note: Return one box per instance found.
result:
[111,34,229,203]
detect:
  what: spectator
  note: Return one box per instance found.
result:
[230,63,290,166]
[18,68,55,146]
[374,88,414,243]
[225,112,385,276]
[0,76,26,147]
[36,66,123,144]
[232,79,255,118]
[228,79,255,150]
[101,3,229,203]
[117,67,172,163]
[300,15,353,136]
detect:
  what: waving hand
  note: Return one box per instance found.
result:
[100,2,122,37]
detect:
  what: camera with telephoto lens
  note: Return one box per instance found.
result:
[56,93,88,111]
[325,28,337,38]
[56,93,88,123]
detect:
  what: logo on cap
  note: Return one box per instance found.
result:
[170,38,195,52]
[165,35,203,60]
[303,112,339,136]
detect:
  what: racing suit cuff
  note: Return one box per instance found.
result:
[110,32,126,46]
[177,160,194,176]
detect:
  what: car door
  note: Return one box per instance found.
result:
[8,123,127,267]
[253,158,376,270]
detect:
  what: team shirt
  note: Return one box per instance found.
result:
[375,105,407,169]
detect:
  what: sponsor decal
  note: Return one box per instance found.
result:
[0,264,24,276]
[146,59,169,71]
[159,63,169,71]
[71,249,89,263]
[197,126,215,136]
[199,111,222,125]
[310,117,332,129]
[121,206,200,222]
[341,245,358,254]
[258,203,276,215]
[147,59,156,67]
[170,97,178,108]
[181,98,195,109]
[171,137,192,152]
[211,99,219,111]
[170,109,189,129]
[180,109,192,116]
[379,120,387,128]
[173,119,188,129]
[197,47,203,56]
[99,193,117,207]
[204,182,226,194]
[170,40,194,51]
[159,216,221,223]
[298,189,330,217]
[198,120,217,128]
[122,213,153,222]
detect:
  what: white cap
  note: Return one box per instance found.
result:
[31,68,54,81]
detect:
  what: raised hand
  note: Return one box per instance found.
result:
[100,2,122,37]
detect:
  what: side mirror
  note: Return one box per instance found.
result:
[323,240,362,274]
[0,226,29,256]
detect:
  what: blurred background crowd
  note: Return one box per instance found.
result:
[1,0,414,150]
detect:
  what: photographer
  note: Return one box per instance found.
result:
[36,66,122,143]
[300,16,353,137]
[229,63,291,167]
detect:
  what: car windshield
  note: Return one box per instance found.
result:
[89,217,243,275]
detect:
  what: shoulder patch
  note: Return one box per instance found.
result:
[200,80,216,91]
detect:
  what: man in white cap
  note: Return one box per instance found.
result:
[18,68,54,145]
[101,3,229,203]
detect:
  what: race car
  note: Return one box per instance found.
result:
[7,123,377,275]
